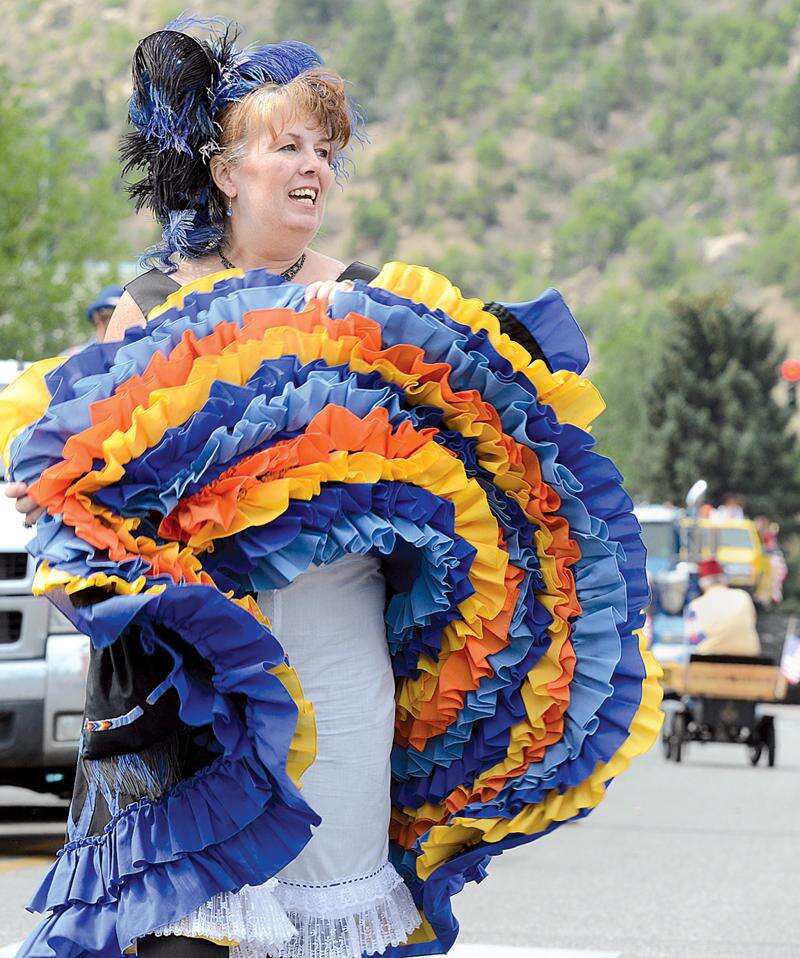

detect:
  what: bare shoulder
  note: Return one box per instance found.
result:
[306,249,347,281]
[103,291,146,343]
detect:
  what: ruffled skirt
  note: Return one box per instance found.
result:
[8,264,662,958]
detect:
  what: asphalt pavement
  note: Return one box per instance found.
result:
[0,706,797,958]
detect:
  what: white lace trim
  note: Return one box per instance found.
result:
[150,879,296,951]
[274,860,410,919]
[148,861,420,958]
[267,861,421,958]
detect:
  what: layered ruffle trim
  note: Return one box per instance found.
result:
[18,584,320,957]
[150,879,296,954]
[151,861,421,958]
[269,861,421,958]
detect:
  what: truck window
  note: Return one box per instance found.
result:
[640,522,676,559]
[717,528,755,550]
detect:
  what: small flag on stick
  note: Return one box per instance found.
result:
[780,617,800,685]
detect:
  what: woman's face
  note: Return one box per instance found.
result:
[224,111,335,245]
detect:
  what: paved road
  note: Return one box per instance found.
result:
[1,706,798,957]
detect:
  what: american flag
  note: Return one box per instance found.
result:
[780,619,800,685]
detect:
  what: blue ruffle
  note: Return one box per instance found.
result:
[19,585,319,956]
[496,287,590,375]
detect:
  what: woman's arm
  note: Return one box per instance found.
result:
[104,291,147,343]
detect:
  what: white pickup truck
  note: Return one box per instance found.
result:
[0,360,88,798]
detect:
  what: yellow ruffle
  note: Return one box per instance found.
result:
[371,262,605,431]
[0,356,66,470]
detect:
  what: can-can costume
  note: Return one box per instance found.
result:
[0,19,662,958]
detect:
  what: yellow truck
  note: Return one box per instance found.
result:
[679,517,772,601]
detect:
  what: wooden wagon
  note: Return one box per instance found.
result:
[662,654,787,766]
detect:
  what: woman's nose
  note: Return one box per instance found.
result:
[300,147,325,174]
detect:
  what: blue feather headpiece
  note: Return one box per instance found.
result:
[121,17,365,272]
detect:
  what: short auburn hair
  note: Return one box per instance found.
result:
[216,67,353,167]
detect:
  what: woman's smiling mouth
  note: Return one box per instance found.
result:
[288,187,318,206]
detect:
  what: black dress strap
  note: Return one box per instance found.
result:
[484,301,552,372]
[125,268,181,318]
[336,261,380,283]
[126,262,378,319]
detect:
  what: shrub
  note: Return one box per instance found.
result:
[628,218,678,288]
[745,224,800,295]
[474,132,505,169]
[351,196,397,256]
[446,177,500,240]
[772,74,800,155]
[554,174,643,270]
[339,0,397,107]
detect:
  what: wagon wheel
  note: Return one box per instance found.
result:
[763,716,776,768]
[661,712,674,760]
[670,710,686,763]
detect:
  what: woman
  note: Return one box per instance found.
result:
[5,17,660,958]
[11,21,420,958]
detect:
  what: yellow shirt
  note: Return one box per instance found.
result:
[685,584,761,656]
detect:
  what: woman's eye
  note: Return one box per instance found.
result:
[317,148,330,159]
[280,143,297,151]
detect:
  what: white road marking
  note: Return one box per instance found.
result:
[451,948,621,958]
[0,945,620,958]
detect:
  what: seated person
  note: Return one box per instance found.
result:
[684,558,761,656]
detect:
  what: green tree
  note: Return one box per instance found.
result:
[644,294,800,518]
[554,173,643,271]
[474,132,505,168]
[350,195,397,260]
[0,74,125,359]
[745,223,800,299]
[583,287,667,495]
[411,0,459,103]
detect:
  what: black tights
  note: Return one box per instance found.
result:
[138,935,229,956]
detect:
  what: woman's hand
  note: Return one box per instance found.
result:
[4,482,45,527]
[304,279,355,311]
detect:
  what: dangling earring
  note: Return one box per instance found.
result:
[225,197,233,218]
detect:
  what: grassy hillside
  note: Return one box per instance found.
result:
[4,0,800,490]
